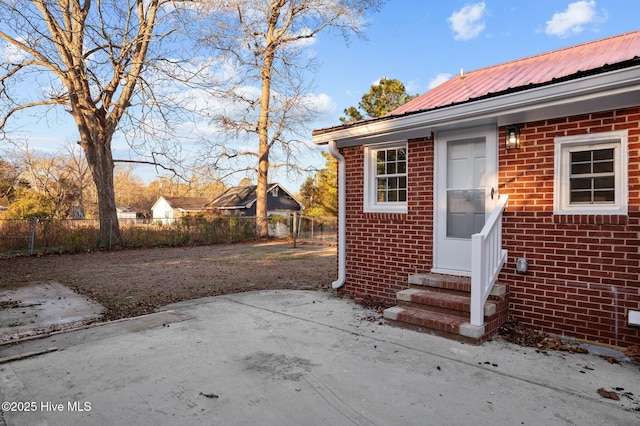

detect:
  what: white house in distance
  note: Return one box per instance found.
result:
[151,196,210,224]
[116,206,138,221]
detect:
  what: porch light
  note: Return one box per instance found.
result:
[505,125,521,150]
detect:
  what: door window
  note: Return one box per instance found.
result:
[446,138,486,238]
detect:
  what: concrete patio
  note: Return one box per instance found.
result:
[0,290,638,425]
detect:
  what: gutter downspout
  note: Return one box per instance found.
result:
[328,140,346,289]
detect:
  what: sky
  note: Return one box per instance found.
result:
[2,0,640,192]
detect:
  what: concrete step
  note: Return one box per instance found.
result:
[383,306,485,343]
[384,306,466,334]
[409,273,472,292]
[397,288,497,317]
[384,273,510,345]
[409,273,507,298]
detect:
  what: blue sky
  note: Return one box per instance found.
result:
[2,0,639,190]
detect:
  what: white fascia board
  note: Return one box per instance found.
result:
[312,66,640,147]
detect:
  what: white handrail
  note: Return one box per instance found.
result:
[470,194,508,326]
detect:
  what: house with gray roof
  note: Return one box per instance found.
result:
[209,183,302,218]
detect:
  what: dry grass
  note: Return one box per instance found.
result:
[0,240,336,321]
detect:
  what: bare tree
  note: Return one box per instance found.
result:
[0,0,200,245]
[64,141,93,218]
[198,0,384,237]
[8,142,74,217]
[0,154,22,200]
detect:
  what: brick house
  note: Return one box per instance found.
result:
[312,31,640,347]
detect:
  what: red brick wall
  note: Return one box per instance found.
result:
[499,107,640,348]
[341,138,433,303]
[340,107,639,348]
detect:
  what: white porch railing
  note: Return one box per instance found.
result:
[470,194,508,327]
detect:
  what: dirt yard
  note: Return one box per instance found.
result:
[0,240,336,321]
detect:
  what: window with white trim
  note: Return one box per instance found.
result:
[554,131,628,215]
[364,142,408,213]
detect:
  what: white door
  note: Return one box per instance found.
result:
[434,126,497,275]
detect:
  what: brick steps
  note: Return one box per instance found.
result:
[383,273,508,345]
[396,288,497,317]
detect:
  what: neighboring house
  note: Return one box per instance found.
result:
[151,196,210,223]
[116,206,138,221]
[313,31,640,347]
[209,183,303,238]
[209,183,302,218]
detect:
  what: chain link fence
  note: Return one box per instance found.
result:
[295,216,337,245]
[0,216,336,256]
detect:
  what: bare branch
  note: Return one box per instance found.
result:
[0,98,67,130]
[194,0,383,236]
[113,158,185,180]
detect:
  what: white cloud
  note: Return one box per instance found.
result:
[545,1,603,37]
[448,2,487,41]
[290,27,317,49]
[428,73,452,90]
[404,80,420,95]
[0,40,28,62]
[304,92,334,115]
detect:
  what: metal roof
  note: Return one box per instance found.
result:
[391,30,640,116]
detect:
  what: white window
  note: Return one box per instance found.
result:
[364,142,408,213]
[554,131,628,215]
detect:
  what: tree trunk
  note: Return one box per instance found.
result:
[255,15,279,238]
[255,71,272,238]
[81,133,121,247]
[256,141,269,238]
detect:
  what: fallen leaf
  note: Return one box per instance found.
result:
[624,344,640,358]
[600,355,620,365]
[597,388,620,401]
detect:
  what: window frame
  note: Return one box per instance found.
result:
[363,141,408,214]
[553,130,628,215]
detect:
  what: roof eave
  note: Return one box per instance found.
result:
[217,206,247,210]
[312,65,640,147]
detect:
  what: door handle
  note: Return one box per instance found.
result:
[491,188,495,200]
